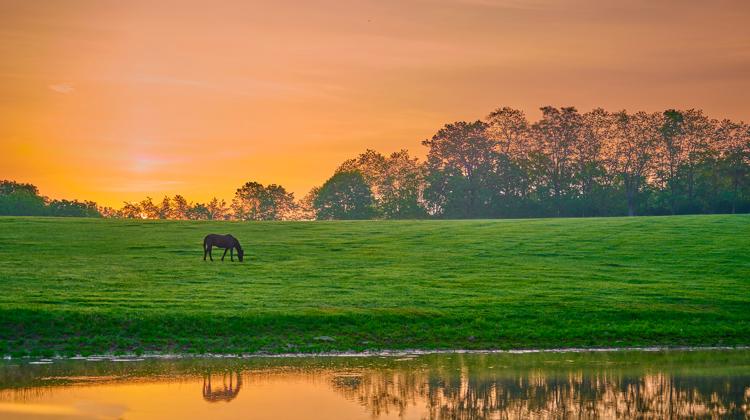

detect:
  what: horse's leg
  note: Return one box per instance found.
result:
[230,248,234,262]
[203,242,208,261]
[208,245,214,261]
[221,248,228,261]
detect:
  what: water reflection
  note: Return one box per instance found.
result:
[333,368,750,418]
[202,371,242,403]
[0,350,748,419]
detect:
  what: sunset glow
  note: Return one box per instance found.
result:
[2,0,749,206]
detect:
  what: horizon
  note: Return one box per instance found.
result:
[2,0,750,207]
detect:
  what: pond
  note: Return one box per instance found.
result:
[1,349,748,419]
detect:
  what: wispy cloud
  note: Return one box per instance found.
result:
[48,83,75,94]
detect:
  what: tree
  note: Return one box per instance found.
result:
[337,149,425,219]
[422,121,496,218]
[0,180,46,216]
[206,197,230,220]
[171,195,191,220]
[138,197,160,219]
[158,196,172,219]
[0,180,39,196]
[531,107,582,216]
[657,109,685,214]
[98,206,121,218]
[486,107,530,157]
[313,171,375,220]
[120,202,143,218]
[187,203,210,220]
[485,107,536,216]
[716,120,750,213]
[232,181,296,221]
[605,111,659,216]
[47,199,100,217]
[378,150,426,219]
[575,108,608,216]
[680,110,715,210]
[296,186,320,221]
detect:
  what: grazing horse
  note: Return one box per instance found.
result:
[203,234,244,262]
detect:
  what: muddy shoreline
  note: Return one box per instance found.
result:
[4,345,748,362]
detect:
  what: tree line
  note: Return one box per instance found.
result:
[3,106,748,220]
[0,180,100,217]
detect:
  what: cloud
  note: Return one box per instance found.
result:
[48,83,75,94]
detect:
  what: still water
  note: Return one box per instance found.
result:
[0,349,748,419]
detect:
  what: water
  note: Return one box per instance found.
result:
[1,349,748,419]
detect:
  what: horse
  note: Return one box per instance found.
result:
[203,234,244,262]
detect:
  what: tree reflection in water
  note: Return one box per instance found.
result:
[0,351,748,418]
[330,365,750,418]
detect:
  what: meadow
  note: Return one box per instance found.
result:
[0,215,748,357]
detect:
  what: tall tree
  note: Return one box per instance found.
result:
[0,180,46,216]
[138,197,160,219]
[0,180,40,196]
[485,107,533,215]
[206,197,230,220]
[158,196,172,219]
[680,110,715,208]
[606,111,659,216]
[47,199,100,217]
[338,149,425,218]
[232,181,296,221]
[187,203,210,220]
[576,108,608,216]
[531,107,582,216]
[716,120,750,213]
[313,171,375,220]
[657,109,685,214]
[171,195,191,220]
[486,107,530,156]
[378,150,425,219]
[120,202,143,219]
[422,121,496,218]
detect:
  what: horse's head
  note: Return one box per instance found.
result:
[236,246,244,262]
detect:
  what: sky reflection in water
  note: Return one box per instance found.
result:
[0,350,748,419]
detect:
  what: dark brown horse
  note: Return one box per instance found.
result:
[203,234,244,262]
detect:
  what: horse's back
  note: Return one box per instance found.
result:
[204,233,234,247]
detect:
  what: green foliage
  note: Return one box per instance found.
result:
[0,180,101,217]
[314,171,375,220]
[0,215,748,355]
[232,181,296,221]
[0,190,46,216]
[46,199,100,217]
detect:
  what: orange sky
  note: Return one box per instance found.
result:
[1,0,749,207]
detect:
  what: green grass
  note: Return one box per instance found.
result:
[0,215,748,356]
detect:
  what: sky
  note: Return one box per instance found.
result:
[1,0,749,207]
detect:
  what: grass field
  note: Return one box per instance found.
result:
[0,215,748,357]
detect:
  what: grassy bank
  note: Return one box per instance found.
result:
[0,215,748,356]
